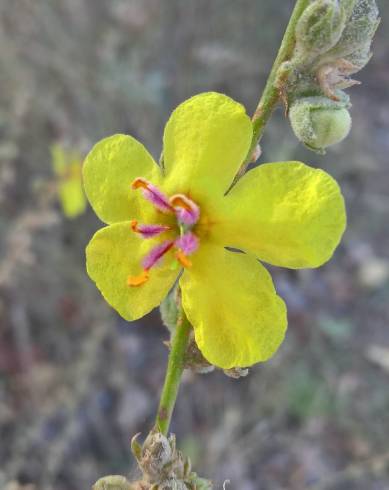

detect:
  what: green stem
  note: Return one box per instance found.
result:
[155,308,192,435]
[153,0,310,437]
[237,0,310,178]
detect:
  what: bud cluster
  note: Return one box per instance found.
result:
[283,0,379,152]
[93,431,212,490]
[130,431,213,490]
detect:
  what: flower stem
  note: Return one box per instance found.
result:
[237,0,310,178]
[155,307,191,435]
[153,0,310,437]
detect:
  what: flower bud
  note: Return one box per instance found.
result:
[93,475,134,490]
[157,479,188,490]
[345,40,372,71]
[160,286,180,334]
[184,334,215,374]
[289,96,352,153]
[141,431,173,483]
[188,477,213,490]
[329,0,380,59]
[130,430,212,489]
[295,0,347,62]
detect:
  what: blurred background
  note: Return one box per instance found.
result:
[0,1,388,489]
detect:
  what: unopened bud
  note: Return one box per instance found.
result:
[130,430,212,489]
[92,475,134,490]
[286,0,379,106]
[160,286,180,334]
[295,0,346,62]
[345,40,372,70]
[190,477,213,490]
[141,431,173,482]
[184,334,215,374]
[289,96,352,153]
[327,0,379,60]
[157,479,188,490]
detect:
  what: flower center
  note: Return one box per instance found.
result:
[127,178,200,287]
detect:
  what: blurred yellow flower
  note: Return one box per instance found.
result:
[51,144,86,218]
[83,92,346,369]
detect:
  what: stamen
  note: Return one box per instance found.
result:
[142,240,174,270]
[175,250,192,268]
[131,177,149,190]
[131,219,171,239]
[175,232,199,255]
[170,194,200,226]
[174,232,199,269]
[127,269,149,287]
[132,178,174,214]
[129,181,201,279]
[170,195,192,211]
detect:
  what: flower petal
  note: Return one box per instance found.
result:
[86,222,179,321]
[214,162,346,268]
[180,244,287,369]
[83,134,163,224]
[58,171,87,218]
[162,92,252,200]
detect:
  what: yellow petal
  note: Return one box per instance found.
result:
[180,244,287,369]
[83,134,163,224]
[86,222,179,321]
[51,143,67,175]
[58,175,87,218]
[162,92,252,202]
[214,161,346,268]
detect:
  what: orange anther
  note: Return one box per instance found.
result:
[127,269,149,287]
[170,195,192,211]
[175,250,192,268]
[131,177,149,190]
[130,219,138,232]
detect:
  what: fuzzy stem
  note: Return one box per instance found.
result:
[236,0,310,179]
[155,308,191,435]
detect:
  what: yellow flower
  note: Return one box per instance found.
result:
[83,92,346,369]
[51,144,86,218]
